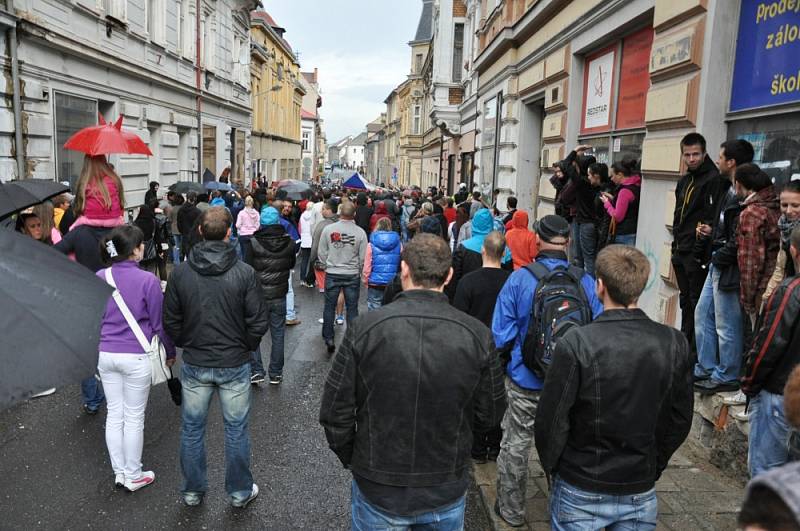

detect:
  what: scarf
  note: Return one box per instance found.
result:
[778,215,800,246]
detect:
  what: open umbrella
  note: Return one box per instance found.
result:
[169,181,205,195]
[204,181,234,192]
[0,179,69,220]
[0,228,114,409]
[276,179,312,201]
[64,114,152,156]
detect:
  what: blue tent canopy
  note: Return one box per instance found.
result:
[343,173,373,190]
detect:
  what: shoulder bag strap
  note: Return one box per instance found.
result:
[105,268,151,353]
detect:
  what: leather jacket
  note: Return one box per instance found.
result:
[708,189,744,291]
[319,289,507,487]
[248,225,296,299]
[742,275,800,397]
[534,309,693,495]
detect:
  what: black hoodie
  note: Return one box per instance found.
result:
[163,240,268,368]
[672,155,728,254]
[248,224,296,299]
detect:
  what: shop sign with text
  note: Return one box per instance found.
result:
[582,47,616,134]
[731,0,800,112]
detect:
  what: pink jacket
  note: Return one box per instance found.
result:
[236,207,260,236]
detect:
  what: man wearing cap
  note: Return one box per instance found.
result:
[491,214,603,527]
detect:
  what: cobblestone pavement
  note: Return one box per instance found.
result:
[474,443,746,530]
[0,272,489,530]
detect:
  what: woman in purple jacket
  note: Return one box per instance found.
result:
[97,225,176,492]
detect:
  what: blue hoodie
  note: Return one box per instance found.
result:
[368,230,401,286]
[462,208,511,262]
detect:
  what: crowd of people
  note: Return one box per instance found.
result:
[7,132,800,529]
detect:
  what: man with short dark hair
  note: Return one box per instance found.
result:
[320,234,506,529]
[318,201,368,353]
[536,244,693,530]
[164,206,268,508]
[454,231,511,463]
[492,214,603,527]
[502,196,518,226]
[671,132,728,349]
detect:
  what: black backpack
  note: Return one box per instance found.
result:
[521,262,592,379]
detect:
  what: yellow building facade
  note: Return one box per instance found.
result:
[250,11,304,182]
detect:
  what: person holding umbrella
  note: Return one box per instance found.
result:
[97,224,176,491]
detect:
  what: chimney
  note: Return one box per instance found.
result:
[313,67,318,83]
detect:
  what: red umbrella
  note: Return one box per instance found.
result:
[64,114,152,156]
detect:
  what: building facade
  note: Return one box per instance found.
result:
[250,10,304,183]
[300,68,324,181]
[0,0,257,205]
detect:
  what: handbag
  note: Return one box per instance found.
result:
[142,238,158,262]
[104,268,169,386]
[167,367,182,406]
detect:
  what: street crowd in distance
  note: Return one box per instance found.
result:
[6,131,800,530]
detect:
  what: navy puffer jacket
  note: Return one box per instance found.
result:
[368,230,401,286]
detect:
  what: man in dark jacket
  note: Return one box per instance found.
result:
[163,206,268,509]
[247,206,296,385]
[671,133,729,349]
[353,192,373,235]
[535,244,693,529]
[177,191,201,260]
[742,226,800,477]
[320,234,506,528]
[694,139,754,395]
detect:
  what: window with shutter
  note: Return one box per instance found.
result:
[106,0,127,21]
[452,23,464,83]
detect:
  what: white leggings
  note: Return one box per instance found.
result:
[98,352,152,480]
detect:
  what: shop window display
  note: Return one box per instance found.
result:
[729,113,800,187]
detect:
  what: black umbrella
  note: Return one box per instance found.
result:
[0,228,114,409]
[0,179,69,220]
[169,181,205,195]
[276,179,312,201]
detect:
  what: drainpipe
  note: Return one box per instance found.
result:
[195,2,202,182]
[10,26,22,179]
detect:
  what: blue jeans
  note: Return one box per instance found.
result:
[250,297,287,377]
[574,222,598,276]
[323,273,360,342]
[614,233,637,246]
[286,271,297,320]
[238,235,251,262]
[180,362,253,503]
[351,480,466,531]
[549,476,657,530]
[367,286,385,311]
[172,234,182,263]
[81,375,105,411]
[749,390,791,477]
[694,264,743,384]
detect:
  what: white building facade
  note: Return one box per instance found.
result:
[0,0,257,207]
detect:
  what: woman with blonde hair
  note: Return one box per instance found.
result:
[73,155,125,225]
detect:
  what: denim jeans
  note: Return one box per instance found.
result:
[549,476,657,531]
[286,271,297,320]
[614,233,636,246]
[367,286,385,311]
[693,264,743,384]
[323,274,360,341]
[250,297,287,377]
[238,235,251,263]
[574,222,598,276]
[81,375,105,411]
[172,234,182,264]
[351,480,466,531]
[180,362,253,503]
[749,390,791,477]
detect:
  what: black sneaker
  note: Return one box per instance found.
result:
[695,380,739,395]
[269,375,283,385]
[250,373,265,385]
[326,341,336,354]
[82,404,99,416]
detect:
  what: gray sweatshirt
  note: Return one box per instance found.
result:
[318,219,368,276]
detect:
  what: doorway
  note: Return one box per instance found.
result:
[517,99,544,218]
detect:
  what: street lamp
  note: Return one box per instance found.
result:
[251,84,283,97]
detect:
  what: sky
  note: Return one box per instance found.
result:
[262,1,423,143]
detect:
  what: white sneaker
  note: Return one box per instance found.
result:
[31,388,56,398]
[335,315,345,326]
[318,318,324,324]
[124,471,155,492]
[733,410,751,422]
[723,390,747,406]
[232,483,259,508]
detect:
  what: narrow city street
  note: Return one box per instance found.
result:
[0,272,489,530]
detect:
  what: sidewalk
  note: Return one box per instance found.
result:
[473,443,746,530]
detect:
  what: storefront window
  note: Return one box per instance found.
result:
[480,94,501,195]
[579,136,610,165]
[612,133,646,163]
[729,113,800,187]
[55,92,97,190]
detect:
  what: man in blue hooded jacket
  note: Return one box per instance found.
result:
[491,214,603,527]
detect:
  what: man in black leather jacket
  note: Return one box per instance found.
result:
[742,226,800,477]
[319,234,506,527]
[535,245,693,529]
[246,206,296,385]
[163,206,268,508]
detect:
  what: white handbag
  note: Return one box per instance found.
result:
[105,268,169,386]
